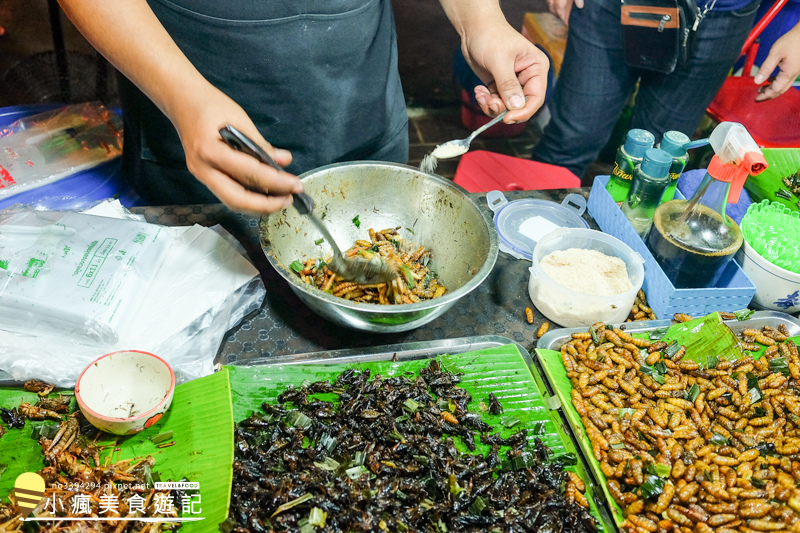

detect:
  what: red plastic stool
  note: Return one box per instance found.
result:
[453,150,581,192]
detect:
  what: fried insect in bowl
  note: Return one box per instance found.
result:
[291,226,448,305]
[260,161,499,332]
[75,350,175,435]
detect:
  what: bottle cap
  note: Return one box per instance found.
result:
[660,131,690,157]
[641,148,672,177]
[623,129,655,159]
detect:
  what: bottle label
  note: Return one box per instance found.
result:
[669,172,680,182]
[611,162,633,182]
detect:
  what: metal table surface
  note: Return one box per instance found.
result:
[130,188,594,366]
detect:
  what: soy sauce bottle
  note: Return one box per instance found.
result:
[646,123,768,288]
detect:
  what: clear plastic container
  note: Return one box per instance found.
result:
[528,228,645,327]
[487,190,588,260]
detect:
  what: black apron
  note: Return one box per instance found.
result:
[119,0,409,205]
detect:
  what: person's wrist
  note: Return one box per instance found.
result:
[456,7,507,39]
[173,87,230,144]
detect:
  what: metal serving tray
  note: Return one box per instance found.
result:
[536,310,800,352]
[228,335,535,368]
[230,334,617,531]
[532,309,800,530]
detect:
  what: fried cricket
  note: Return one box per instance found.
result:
[1,395,185,532]
[227,360,596,532]
[24,379,54,397]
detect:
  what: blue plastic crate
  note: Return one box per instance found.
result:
[587,175,756,319]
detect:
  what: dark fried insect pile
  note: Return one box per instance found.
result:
[781,172,800,204]
[226,360,596,533]
[628,290,657,322]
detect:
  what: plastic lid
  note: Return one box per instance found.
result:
[491,196,589,260]
[660,130,690,157]
[624,129,656,159]
[641,148,672,177]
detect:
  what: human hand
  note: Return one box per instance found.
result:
[170,86,304,214]
[754,22,800,102]
[462,20,550,124]
[547,0,583,25]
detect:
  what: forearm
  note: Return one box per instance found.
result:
[58,0,213,125]
[59,0,304,214]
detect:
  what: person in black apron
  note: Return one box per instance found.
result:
[58,0,549,212]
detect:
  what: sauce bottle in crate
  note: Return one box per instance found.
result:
[657,130,690,203]
[646,122,768,288]
[621,148,672,239]
[606,128,655,203]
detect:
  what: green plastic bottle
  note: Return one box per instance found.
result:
[621,148,673,239]
[606,129,655,203]
[658,130,690,203]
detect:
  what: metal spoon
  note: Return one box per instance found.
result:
[219,125,398,284]
[420,110,508,174]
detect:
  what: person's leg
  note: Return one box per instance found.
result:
[630,0,762,141]
[532,0,639,179]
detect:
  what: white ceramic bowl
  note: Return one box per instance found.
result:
[75,350,175,435]
[528,228,645,327]
[736,240,800,314]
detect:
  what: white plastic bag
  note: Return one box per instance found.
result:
[0,205,173,344]
[0,102,123,200]
[0,200,265,386]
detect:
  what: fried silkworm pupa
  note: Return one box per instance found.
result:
[537,321,550,338]
[525,307,534,324]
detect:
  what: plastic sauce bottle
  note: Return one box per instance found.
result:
[621,148,673,239]
[657,130,690,203]
[606,129,655,203]
[646,122,768,288]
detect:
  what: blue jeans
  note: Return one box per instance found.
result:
[532,0,762,179]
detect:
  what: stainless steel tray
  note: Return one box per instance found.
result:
[0,337,531,387]
[229,334,618,531]
[531,311,800,531]
[537,310,800,351]
[228,334,534,367]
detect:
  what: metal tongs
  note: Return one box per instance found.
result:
[219,125,398,285]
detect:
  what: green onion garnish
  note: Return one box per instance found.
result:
[345,465,369,480]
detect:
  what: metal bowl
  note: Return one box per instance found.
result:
[260,161,499,332]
